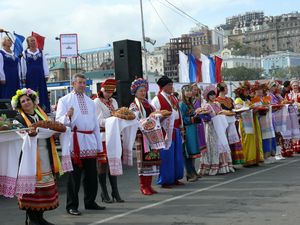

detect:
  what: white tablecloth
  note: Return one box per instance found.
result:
[0,130,23,198]
[105,117,139,176]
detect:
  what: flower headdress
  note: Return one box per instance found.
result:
[11,88,39,110]
[203,84,216,99]
[130,78,149,95]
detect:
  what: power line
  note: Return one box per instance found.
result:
[148,0,174,37]
[155,0,197,25]
[161,0,264,55]
[163,0,208,28]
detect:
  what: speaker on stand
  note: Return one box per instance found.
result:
[113,39,143,107]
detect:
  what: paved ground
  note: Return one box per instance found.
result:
[1,156,300,225]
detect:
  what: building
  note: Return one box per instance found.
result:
[142,46,166,77]
[47,45,114,73]
[48,62,81,82]
[244,12,300,55]
[226,11,264,27]
[261,51,300,75]
[163,26,223,81]
[164,36,192,81]
[221,49,261,69]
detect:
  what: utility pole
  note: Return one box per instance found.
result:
[139,0,148,79]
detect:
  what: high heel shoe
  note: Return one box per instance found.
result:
[111,192,125,203]
[101,193,113,203]
[186,173,198,182]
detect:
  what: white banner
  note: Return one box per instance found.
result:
[60,33,78,58]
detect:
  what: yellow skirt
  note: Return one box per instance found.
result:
[240,115,264,166]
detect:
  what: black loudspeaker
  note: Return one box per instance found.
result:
[115,81,134,107]
[113,39,143,82]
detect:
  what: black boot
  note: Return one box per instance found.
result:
[37,211,55,225]
[26,210,40,225]
[98,173,113,203]
[108,174,124,203]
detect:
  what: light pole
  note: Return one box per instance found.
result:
[139,0,148,80]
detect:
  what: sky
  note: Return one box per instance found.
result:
[1,0,300,56]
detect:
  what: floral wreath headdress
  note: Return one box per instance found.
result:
[11,88,39,110]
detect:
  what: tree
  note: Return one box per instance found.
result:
[222,67,263,81]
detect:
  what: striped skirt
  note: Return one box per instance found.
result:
[18,183,59,211]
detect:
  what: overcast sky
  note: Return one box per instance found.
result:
[1,0,299,56]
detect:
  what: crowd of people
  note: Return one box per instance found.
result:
[5,72,300,225]
[2,36,300,225]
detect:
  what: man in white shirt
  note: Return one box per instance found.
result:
[56,73,105,216]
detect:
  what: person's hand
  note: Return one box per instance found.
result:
[195,108,203,115]
[22,79,26,84]
[28,126,37,137]
[0,80,5,85]
[67,107,74,120]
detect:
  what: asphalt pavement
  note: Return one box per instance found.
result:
[1,155,300,225]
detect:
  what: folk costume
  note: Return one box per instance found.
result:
[21,48,50,113]
[216,82,244,165]
[251,82,276,164]
[285,80,300,154]
[198,85,234,176]
[94,79,124,203]
[56,89,103,212]
[0,49,20,99]
[11,89,62,225]
[129,78,162,195]
[151,76,184,187]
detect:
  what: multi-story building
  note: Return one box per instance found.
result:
[244,12,300,55]
[47,45,114,73]
[221,49,261,69]
[163,26,223,81]
[164,36,192,81]
[261,51,300,75]
[226,11,264,27]
[142,46,166,77]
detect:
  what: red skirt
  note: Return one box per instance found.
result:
[18,184,59,211]
[292,140,300,154]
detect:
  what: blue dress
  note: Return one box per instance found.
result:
[24,50,50,112]
[0,50,20,99]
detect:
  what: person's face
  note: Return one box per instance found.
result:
[103,91,113,99]
[19,95,34,113]
[73,77,86,93]
[135,87,147,100]
[28,37,37,49]
[270,85,276,93]
[292,83,299,92]
[3,38,12,48]
[184,89,193,98]
[255,89,263,97]
[192,86,199,96]
[162,83,173,94]
[224,86,228,95]
[208,93,216,101]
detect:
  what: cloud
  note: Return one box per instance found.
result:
[0,0,288,56]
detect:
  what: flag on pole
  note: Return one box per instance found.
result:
[188,53,202,83]
[208,56,216,83]
[179,51,189,83]
[13,32,25,57]
[215,56,223,83]
[201,54,211,83]
[32,32,45,50]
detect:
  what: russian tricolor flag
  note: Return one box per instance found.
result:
[179,51,223,84]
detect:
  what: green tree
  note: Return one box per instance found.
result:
[222,67,263,81]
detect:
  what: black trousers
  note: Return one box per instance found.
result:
[66,158,98,210]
